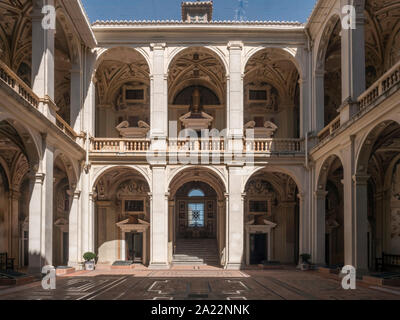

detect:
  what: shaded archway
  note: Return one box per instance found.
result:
[93,167,151,265]
[317,155,345,267]
[168,167,227,267]
[0,119,39,269]
[357,120,400,269]
[95,47,151,138]
[243,169,300,265]
[364,0,400,88]
[168,47,227,134]
[244,48,300,138]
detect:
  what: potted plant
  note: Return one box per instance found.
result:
[299,253,312,271]
[83,252,97,271]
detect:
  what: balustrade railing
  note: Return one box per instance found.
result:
[168,138,225,152]
[358,60,400,111]
[0,60,39,108]
[56,114,79,141]
[91,138,151,152]
[318,115,341,142]
[244,138,303,153]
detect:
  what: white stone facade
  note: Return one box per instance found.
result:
[0,0,400,273]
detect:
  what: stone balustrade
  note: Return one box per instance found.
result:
[168,138,225,152]
[0,60,39,108]
[244,138,304,153]
[91,138,151,152]
[318,115,341,142]
[358,60,400,111]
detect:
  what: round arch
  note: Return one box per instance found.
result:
[92,165,152,192]
[167,46,228,75]
[243,46,303,79]
[168,166,227,200]
[317,154,344,190]
[356,119,400,174]
[53,149,79,190]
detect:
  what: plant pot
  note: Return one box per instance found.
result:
[300,263,310,271]
[84,260,95,271]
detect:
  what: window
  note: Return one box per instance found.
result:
[188,189,205,197]
[188,203,205,227]
[249,200,268,213]
[249,90,267,101]
[125,89,144,100]
[124,200,144,213]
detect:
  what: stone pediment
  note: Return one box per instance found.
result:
[179,111,213,130]
[116,218,150,232]
[116,120,150,138]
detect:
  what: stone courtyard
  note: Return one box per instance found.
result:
[1,268,399,300]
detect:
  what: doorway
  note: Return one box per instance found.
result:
[126,232,143,263]
[250,233,267,265]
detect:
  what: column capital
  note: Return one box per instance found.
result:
[352,174,370,185]
[33,173,45,184]
[297,192,305,201]
[227,41,243,50]
[67,190,81,199]
[150,43,166,50]
[314,190,328,199]
[10,189,21,200]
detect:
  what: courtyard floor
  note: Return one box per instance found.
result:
[0,266,400,300]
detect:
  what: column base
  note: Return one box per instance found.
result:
[148,262,170,270]
[225,263,242,270]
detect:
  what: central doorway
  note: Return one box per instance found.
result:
[250,234,267,265]
[126,232,143,263]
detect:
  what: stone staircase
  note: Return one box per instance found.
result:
[173,239,220,266]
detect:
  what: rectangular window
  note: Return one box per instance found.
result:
[249,200,268,213]
[125,89,144,101]
[188,203,205,227]
[125,200,144,213]
[249,90,267,101]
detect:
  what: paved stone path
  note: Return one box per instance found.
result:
[1,269,399,300]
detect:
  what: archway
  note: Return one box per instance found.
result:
[168,167,227,267]
[95,47,151,138]
[93,167,151,265]
[244,48,300,139]
[316,14,342,128]
[0,119,39,269]
[357,120,400,269]
[364,0,400,88]
[168,47,227,135]
[317,155,345,267]
[243,170,300,265]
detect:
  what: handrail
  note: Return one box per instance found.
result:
[318,115,341,142]
[358,59,400,110]
[168,137,225,151]
[55,114,78,141]
[244,138,304,152]
[0,60,39,108]
[91,138,151,152]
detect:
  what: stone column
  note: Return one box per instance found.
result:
[227,41,244,152]
[281,201,296,263]
[298,192,311,260]
[70,64,82,133]
[339,3,366,122]
[352,174,369,272]
[314,190,328,265]
[168,200,174,263]
[218,199,226,265]
[31,0,56,122]
[226,167,244,270]
[10,190,21,266]
[313,70,325,132]
[67,190,80,268]
[150,43,168,143]
[149,166,169,269]
[28,173,44,273]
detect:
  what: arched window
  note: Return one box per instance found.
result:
[188,189,205,197]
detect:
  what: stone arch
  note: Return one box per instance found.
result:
[315,13,341,72]
[242,165,304,196]
[167,46,228,76]
[244,46,303,79]
[53,150,79,190]
[356,119,400,175]
[168,166,227,200]
[94,46,152,76]
[92,165,152,192]
[317,153,344,190]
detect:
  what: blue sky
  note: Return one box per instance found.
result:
[81,0,317,23]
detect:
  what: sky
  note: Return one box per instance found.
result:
[81,0,317,23]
